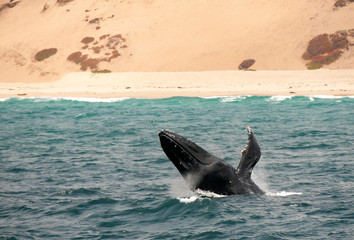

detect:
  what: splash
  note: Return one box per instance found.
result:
[178,195,199,203]
[177,189,227,203]
[266,191,303,197]
[195,189,227,198]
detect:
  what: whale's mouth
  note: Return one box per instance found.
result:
[158,130,218,177]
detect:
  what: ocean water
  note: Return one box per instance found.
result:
[0,96,353,239]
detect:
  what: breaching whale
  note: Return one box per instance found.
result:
[158,126,265,195]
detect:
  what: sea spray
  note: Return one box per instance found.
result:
[266,191,303,197]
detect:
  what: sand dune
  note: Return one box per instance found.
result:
[0,0,353,96]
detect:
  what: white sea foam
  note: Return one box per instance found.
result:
[219,96,249,102]
[310,95,344,99]
[58,97,130,102]
[178,190,303,203]
[266,191,303,197]
[267,96,293,102]
[2,95,353,103]
[201,95,354,102]
[201,95,251,101]
[308,95,350,103]
[200,96,222,99]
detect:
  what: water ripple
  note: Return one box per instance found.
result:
[0,96,353,239]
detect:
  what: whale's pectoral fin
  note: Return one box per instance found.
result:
[236,126,261,178]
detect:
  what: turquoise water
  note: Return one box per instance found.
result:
[0,96,353,239]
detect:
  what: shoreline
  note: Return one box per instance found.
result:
[1,70,353,98]
[1,96,353,103]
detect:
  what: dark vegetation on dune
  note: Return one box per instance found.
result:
[67,34,127,71]
[302,29,354,69]
[35,48,58,62]
[0,1,20,13]
[334,0,354,9]
[57,0,74,6]
[238,59,256,70]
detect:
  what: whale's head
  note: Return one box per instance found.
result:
[158,130,222,177]
[158,130,235,193]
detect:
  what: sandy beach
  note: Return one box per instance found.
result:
[1,70,353,98]
[0,0,353,97]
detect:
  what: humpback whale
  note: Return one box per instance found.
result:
[158,127,265,195]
